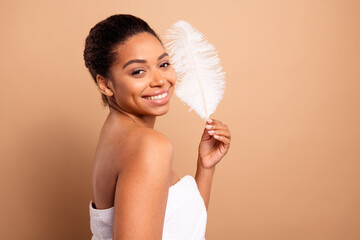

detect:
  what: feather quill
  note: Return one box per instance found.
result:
[164,20,226,120]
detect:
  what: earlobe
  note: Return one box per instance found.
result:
[96,75,114,97]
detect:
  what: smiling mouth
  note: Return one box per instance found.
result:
[142,91,168,100]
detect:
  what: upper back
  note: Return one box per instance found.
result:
[91,113,173,210]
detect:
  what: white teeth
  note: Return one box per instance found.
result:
[144,91,168,100]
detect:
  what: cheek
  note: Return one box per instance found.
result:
[116,78,145,94]
[166,68,177,85]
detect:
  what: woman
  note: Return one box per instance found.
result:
[83,14,231,240]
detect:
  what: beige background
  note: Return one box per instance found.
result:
[1,0,360,239]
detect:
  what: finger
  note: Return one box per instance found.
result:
[201,126,213,141]
[213,135,231,146]
[205,121,229,131]
[207,129,231,139]
[207,118,222,126]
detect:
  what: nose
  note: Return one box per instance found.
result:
[149,69,165,87]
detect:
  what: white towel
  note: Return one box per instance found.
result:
[90,175,207,240]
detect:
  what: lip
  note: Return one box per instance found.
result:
[141,88,171,106]
[142,87,170,98]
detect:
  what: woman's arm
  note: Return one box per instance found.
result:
[195,159,215,210]
[195,119,231,211]
[112,129,173,240]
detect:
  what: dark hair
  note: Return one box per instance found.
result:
[83,14,162,106]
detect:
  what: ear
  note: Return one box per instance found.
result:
[96,75,114,97]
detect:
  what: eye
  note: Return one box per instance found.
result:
[131,69,145,76]
[160,62,171,68]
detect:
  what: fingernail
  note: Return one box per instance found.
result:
[205,125,212,129]
[208,130,215,135]
[206,119,213,123]
[214,135,220,139]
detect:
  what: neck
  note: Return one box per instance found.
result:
[108,101,156,128]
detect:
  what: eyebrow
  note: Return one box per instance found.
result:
[122,52,169,70]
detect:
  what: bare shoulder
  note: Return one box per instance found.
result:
[121,127,174,176]
[113,127,174,239]
[97,122,173,170]
[129,127,173,157]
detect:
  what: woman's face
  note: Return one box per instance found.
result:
[108,32,176,118]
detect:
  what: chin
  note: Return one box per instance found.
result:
[152,105,170,116]
[156,110,169,116]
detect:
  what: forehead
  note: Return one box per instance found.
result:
[114,32,165,63]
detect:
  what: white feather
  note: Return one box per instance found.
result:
[164,20,226,120]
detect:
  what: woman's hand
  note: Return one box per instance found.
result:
[198,119,231,169]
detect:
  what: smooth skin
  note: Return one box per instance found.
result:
[91,32,231,240]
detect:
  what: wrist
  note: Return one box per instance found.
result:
[197,156,216,173]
